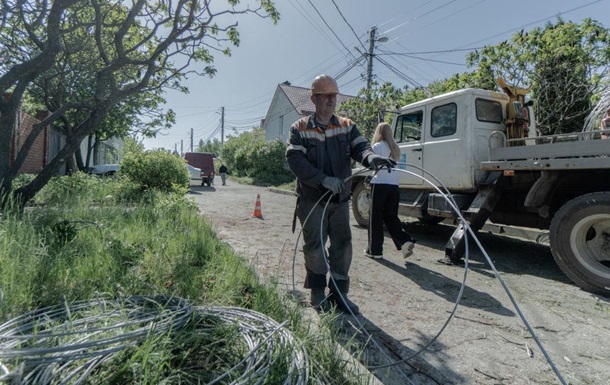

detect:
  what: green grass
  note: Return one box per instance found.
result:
[0,174,367,384]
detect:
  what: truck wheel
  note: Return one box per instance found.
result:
[352,180,370,228]
[549,192,610,295]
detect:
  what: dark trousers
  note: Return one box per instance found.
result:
[297,199,352,289]
[368,184,414,255]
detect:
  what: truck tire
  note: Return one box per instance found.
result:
[352,180,370,228]
[549,192,610,295]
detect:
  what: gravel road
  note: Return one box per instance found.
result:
[189,181,610,385]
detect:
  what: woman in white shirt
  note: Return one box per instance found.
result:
[364,123,416,262]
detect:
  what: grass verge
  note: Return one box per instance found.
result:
[0,174,368,384]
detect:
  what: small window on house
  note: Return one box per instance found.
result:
[394,111,423,143]
[431,103,457,137]
[475,98,503,123]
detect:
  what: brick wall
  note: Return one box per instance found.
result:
[11,110,49,174]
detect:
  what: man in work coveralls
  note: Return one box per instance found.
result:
[286,74,396,314]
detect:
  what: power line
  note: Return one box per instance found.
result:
[376,56,423,88]
[286,0,344,54]
[459,0,606,48]
[330,0,367,52]
[377,46,485,55]
[305,0,361,64]
[377,52,467,66]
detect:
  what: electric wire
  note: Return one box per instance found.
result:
[304,0,362,65]
[291,161,566,384]
[286,168,418,384]
[0,296,309,385]
[367,165,566,384]
[329,0,367,52]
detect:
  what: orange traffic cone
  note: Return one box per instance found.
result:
[253,194,264,219]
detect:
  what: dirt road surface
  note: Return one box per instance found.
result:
[189,181,610,385]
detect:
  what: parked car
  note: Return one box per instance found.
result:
[88,164,119,176]
[186,164,202,181]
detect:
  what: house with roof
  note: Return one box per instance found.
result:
[261,81,354,143]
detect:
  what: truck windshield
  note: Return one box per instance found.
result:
[394,111,423,143]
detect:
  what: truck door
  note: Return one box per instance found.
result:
[394,110,424,185]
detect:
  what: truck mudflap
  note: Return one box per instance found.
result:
[444,172,504,262]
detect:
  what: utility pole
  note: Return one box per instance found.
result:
[190,128,193,152]
[365,26,388,94]
[366,26,377,91]
[180,139,183,156]
[221,106,225,144]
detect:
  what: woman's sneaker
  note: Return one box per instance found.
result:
[401,241,415,259]
[364,249,384,260]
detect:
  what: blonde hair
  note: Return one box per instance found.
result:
[372,123,401,161]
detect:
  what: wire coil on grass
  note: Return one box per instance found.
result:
[196,306,309,385]
[0,296,308,385]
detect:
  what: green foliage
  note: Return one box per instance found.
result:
[0,181,362,384]
[120,150,190,192]
[467,18,610,135]
[196,138,222,157]
[1,1,280,206]
[11,173,36,190]
[35,172,100,205]
[339,82,409,140]
[122,136,146,156]
[221,128,294,186]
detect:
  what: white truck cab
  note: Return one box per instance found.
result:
[393,88,516,191]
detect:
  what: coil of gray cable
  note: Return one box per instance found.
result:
[0,296,308,385]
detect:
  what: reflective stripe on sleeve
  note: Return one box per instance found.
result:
[287,144,307,154]
[351,136,367,148]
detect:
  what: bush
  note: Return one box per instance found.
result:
[250,139,294,185]
[120,150,189,192]
[34,172,101,205]
[11,173,36,190]
[221,129,294,186]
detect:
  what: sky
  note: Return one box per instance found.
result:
[141,0,610,152]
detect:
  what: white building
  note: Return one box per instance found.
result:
[261,81,354,142]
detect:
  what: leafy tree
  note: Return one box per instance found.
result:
[1,0,279,206]
[467,19,610,135]
[197,138,223,158]
[339,81,408,140]
[221,128,292,185]
[426,71,495,95]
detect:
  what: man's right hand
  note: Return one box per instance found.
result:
[322,177,344,195]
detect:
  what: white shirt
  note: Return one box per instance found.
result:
[370,141,398,185]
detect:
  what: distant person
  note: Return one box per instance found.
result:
[219,163,228,185]
[600,107,610,139]
[286,74,395,314]
[365,123,416,264]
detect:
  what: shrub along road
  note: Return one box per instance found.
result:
[189,181,610,385]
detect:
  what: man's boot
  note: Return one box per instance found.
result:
[307,273,330,312]
[310,289,331,312]
[328,279,360,315]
